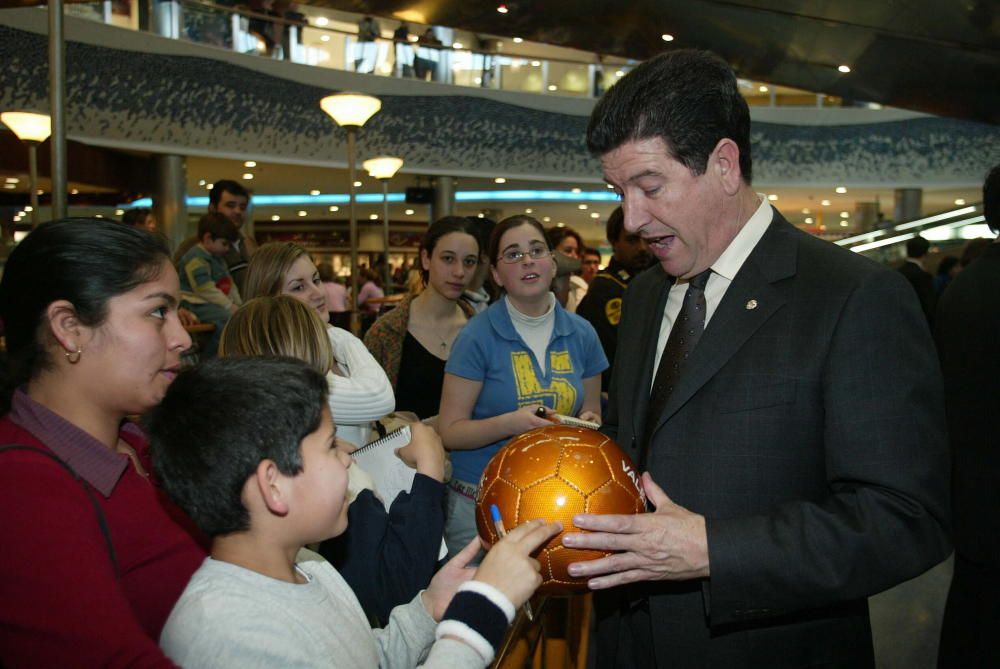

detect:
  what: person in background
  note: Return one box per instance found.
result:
[960,237,992,269]
[355,15,381,73]
[581,246,602,284]
[218,296,445,623]
[393,21,414,77]
[243,242,394,450]
[461,217,497,315]
[935,164,1000,668]
[317,261,349,330]
[357,267,386,336]
[0,219,205,666]
[177,212,242,357]
[545,225,588,311]
[934,256,961,295]
[364,216,481,422]
[152,356,562,669]
[122,207,157,233]
[438,215,607,558]
[898,235,936,322]
[174,180,256,295]
[576,206,653,392]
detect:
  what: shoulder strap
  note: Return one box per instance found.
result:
[0,444,119,577]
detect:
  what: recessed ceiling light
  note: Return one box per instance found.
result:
[571,187,581,193]
[954,198,966,205]
[578,204,588,210]
[513,37,523,43]
[477,213,485,218]
[767,194,778,201]
[556,222,565,227]
[314,17,328,27]
[805,217,814,224]
[835,186,847,194]
[70,188,79,194]
[452,42,464,49]
[244,161,256,168]
[405,209,414,215]
[353,181,362,188]
[525,208,533,214]
[474,77,482,85]
[840,211,849,218]
[242,173,254,180]
[838,64,851,73]
[320,35,330,42]
[4,177,18,184]
[271,214,280,221]
[616,70,625,77]
[369,213,379,220]
[329,205,339,212]
[759,86,768,93]
[3,184,15,190]
[36,189,43,195]
[198,179,206,186]
[494,177,506,184]
[840,221,849,227]
[802,208,811,214]
[607,183,615,189]
[496,4,508,13]
[115,209,124,215]
[206,184,213,190]
[543,216,551,222]
[821,199,831,206]
[547,84,557,91]
[24,206,33,212]
[661,34,674,42]
[95,214,103,218]
[310,189,320,195]
[298,210,307,217]
[531,60,540,67]
[590,212,600,219]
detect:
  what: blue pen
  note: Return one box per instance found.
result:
[490,504,534,621]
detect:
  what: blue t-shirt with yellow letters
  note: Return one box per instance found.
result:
[445,296,608,485]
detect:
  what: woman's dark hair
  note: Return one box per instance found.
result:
[0,218,170,414]
[545,226,583,255]
[420,216,483,283]
[316,262,336,283]
[488,215,550,267]
[121,207,151,228]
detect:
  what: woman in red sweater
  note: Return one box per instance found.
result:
[0,219,206,667]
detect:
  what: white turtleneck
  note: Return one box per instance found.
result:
[505,293,556,374]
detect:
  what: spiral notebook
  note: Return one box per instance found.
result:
[352,425,449,560]
[352,426,413,505]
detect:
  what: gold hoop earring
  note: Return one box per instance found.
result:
[65,347,81,364]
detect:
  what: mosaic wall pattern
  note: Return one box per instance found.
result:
[1,23,997,183]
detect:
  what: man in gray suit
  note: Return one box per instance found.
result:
[561,49,951,668]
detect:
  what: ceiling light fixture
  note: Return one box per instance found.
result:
[496,4,508,13]
[954,198,966,205]
[271,214,280,221]
[495,177,506,184]
[661,34,674,42]
[838,64,851,73]
[835,186,847,194]
[310,189,320,195]
[513,37,523,43]
[768,194,778,201]
[244,160,256,168]
[821,199,831,206]
[242,173,254,180]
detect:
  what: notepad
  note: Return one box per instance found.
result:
[550,414,601,430]
[352,426,414,505]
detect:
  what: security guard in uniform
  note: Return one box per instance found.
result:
[576,207,653,391]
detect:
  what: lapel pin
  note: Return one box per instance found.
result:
[745,299,758,310]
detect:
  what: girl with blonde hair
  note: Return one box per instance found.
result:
[243,242,394,449]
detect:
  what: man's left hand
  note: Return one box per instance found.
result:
[562,472,710,589]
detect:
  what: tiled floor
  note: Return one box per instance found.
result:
[871,554,953,669]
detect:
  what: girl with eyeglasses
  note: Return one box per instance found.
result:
[437,215,608,559]
[364,216,483,423]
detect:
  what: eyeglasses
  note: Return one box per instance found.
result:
[499,245,551,264]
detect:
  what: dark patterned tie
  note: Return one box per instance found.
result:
[640,269,712,467]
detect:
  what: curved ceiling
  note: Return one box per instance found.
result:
[319,0,1000,124]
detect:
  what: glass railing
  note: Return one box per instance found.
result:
[62,0,847,106]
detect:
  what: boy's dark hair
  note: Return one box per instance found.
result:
[149,356,329,537]
[587,49,753,184]
[582,246,601,260]
[209,179,250,206]
[605,207,624,244]
[984,163,999,234]
[198,212,239,243]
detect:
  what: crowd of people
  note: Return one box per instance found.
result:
[0,47,996,669]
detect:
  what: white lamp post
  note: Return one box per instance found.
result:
[363,156,404,292]
[320,92,382,335]
[1,111,52,228]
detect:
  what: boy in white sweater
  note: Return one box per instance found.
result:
[150,357,560,668]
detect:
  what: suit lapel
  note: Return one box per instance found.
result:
[650,212,798,435]
[630,268,674,439]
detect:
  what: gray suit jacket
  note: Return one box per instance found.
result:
[596,209,951,668]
